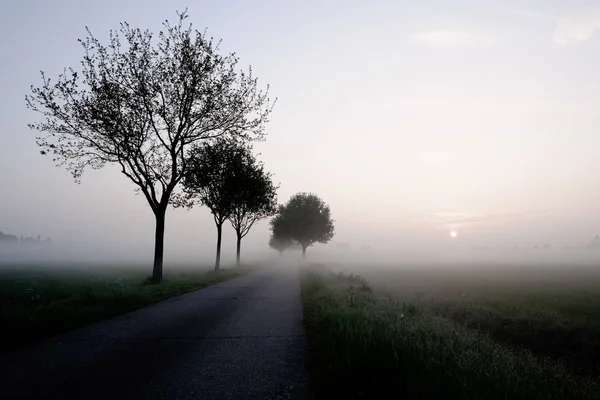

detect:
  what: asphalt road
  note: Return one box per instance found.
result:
[0,267,309,400]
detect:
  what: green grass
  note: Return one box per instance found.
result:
[0,265,251,353]
[358,265,600,379]
[301,264,600,399]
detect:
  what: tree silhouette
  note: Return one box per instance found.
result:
[26,11,274,282]
[178,137,249,271]
[270,192,335,258]
[268,234,292,256]
[0,231,18,243]
[228,151,278,265]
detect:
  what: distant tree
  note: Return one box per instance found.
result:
[26,11,274,282]
[177,138,248,271]
[228,152,278,265]
[270,192,335,258]
[268,234,292,256]
[0,231,18,243]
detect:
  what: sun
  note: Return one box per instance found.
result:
[450,231,458,238]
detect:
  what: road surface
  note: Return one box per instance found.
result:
[0,267,309,400]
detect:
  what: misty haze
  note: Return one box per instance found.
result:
[1,1,600,399]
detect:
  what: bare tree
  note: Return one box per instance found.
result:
[26,11,274,282]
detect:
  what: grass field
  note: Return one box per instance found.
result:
[0,264,251,354]
[301,263,600,399]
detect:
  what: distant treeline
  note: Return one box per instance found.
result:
[0,231,52,245]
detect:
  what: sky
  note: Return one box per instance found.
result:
[1,0,600,264]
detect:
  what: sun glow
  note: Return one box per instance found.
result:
[450,231,458,238]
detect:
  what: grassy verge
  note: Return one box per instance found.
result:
[421,294,600,378]
[301,264,600,400]
[360,265,600,379]
[0,265,251,353]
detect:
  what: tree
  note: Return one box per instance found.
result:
[0,232,18,243]
[228,152,278,265]
[270,192,335,258]
[178,137,248,271]
[268,234,292,256]
[26,11,274,282]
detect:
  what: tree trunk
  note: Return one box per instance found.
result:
[236,233,242,265]
[152,208,166,283]
[302,244,307,258]
[215,223,223,271]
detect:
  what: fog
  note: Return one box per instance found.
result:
[0,227,276,267]
[3,238,599,272]
[2,0,600,270]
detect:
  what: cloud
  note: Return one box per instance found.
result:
[553,9,600,46]
[410,30,495,47]
[508,7,600,46]
[429,212,499,226]
[428,211,552,227]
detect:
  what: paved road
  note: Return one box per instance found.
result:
[0,267,309,400]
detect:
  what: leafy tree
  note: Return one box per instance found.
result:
[268,234,292,256]
[26,11,274,282]
[228,153,278,265]
[270,192,335,258]
[178,137,248,271]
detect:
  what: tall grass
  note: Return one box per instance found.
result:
[301,264,600,399]
[356,264,600,378]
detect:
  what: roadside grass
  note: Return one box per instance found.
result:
[357,265,600,378]
[301,264,600,400]
[0,265,252,353]
[418,294,600,378]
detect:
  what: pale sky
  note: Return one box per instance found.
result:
[1,0,600,263]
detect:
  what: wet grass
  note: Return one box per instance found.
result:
[301,264,600,399]
[360,264,600,379]
[0,265,251,353]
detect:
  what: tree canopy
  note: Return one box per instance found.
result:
[268,235,297,255]
[228,150,278,264]
[270,192,335,257]
[178,137,277,268]
[177,137,249,270]
[26,11,274,282]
